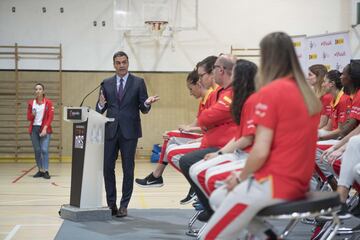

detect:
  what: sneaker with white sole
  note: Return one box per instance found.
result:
[180,188,197,205]
[135,173,164,187]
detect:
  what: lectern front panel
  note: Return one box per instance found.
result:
[70,122,88,207]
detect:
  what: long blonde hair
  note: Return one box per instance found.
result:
[258,32,322,115]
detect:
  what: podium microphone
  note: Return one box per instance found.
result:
[79,82,103,107]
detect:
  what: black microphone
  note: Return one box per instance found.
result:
[79,82,103,107]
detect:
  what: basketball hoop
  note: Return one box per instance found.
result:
[145,21,168,36]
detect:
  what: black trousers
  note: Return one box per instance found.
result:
[104,129,138,208]
[179,147,219,212]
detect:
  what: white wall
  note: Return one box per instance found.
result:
[0,0,356,71]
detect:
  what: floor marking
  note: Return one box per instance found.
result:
[51,182,70,188]
[4,225,21,240]
[12,166,36,184]
[0,197,67,205]
[4,224,61,240]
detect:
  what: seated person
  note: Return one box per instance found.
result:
[313,69,352,190]
[307,64,330,129]
[318,70,351,140]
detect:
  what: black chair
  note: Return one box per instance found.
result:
[256,192,341,240]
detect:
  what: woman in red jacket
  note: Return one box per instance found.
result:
[27,83,54,179]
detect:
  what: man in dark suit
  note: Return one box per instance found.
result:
[96,51,159,217]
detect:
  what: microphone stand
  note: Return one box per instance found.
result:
[79,83,102,107]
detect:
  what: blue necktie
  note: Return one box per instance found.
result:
[117,78,124,101]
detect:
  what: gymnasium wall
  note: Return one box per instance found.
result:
[0,0,356,72]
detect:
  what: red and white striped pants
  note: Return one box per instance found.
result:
[166,141,202,172]
[158,130,202,165]
[200,178,284,240]
[189,151,248,196]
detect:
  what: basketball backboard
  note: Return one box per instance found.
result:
[113,0,198,36]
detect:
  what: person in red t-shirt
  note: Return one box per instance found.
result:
[188,59,257,200]
[200,32,322,240]
[318,70,351,140]
[307,64,330,129]
[313,70,351,191]
[27,83,54,179]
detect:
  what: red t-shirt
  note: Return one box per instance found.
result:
[329,91,351,130]
[253,77,320,200]
[198,86,237,148]
[234,93,258,152]
[320,93,332,116]
[350,89,360,121]
[197,87,217,116]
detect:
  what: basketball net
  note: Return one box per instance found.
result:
[145,21,168,38]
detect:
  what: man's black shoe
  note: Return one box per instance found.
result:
[135,173,164,187]
[33,171,44,178]
[116,207,127,217]
[110,206,118,216]
[197,210,213,222]
[43,171,51,179]
[180,187,196,205]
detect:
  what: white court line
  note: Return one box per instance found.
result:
[4,225,21,240]
[4,224,60,240]
[0,197,67,205]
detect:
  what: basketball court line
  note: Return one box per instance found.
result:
[11,165,36,183]
[0,197,67,205]
[4,225,20,240]
[4,224,60,240]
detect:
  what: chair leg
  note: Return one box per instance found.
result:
[319,214,341,240]
[279,218,300,238]
[186,210,202,237]
[347,192,359,212]
[196,223,207,239]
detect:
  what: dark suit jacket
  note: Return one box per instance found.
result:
[96,73,150,140]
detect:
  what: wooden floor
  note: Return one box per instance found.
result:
[0,161,191,240]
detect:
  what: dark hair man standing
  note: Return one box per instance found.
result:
[96,51,159,217]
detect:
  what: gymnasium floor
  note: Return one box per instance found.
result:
[0,161,192,240]
[1,161,360,240]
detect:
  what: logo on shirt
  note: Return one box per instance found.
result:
[255,103,268,118]
[246,119,255,129]
[223,96,232,104]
